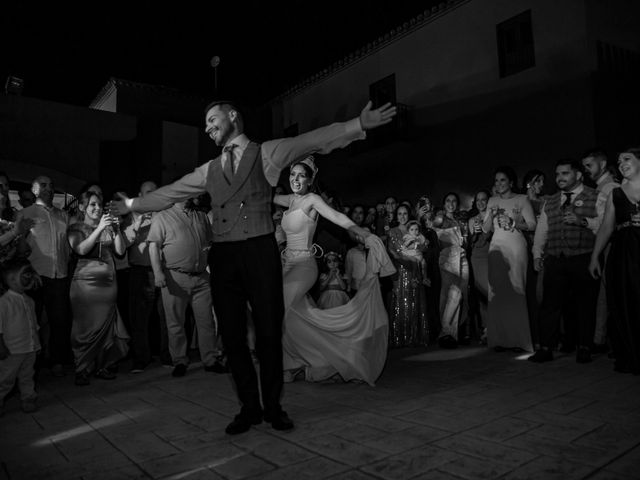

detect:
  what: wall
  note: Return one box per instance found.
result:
[269,0,600,208]
[0,94,137,195]
[161,121,201,184]
[273,0,590,133]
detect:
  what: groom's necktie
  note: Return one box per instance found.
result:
[222,144,237,184]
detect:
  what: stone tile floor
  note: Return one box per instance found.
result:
[1,346,639,479]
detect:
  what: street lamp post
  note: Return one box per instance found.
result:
[210,56,220,93]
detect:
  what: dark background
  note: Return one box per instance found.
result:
[1,1,441,107]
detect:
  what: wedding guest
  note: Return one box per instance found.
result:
[345,230,369,294]
[147,197,221,378]
[433,192,468,348]
[18,190,36,210]
[68,191,129,385]
[0,259,41,414]
[122,181,169,372]
[484,167,536,353]
[582,148,619,354]
[589,147,640,374]
[0,190,32,268]
[0,172,15,221]
[530,160,600,364]
[523,170,546,217]
[364,206,377,231]
[416,195,441,340]
[400,220,429,283]
[17,176,72,378]
[467,190,491,343]
[387,205,429,347]
[376,196,397,240]
[521,170,546,348]
[317,252,350,309]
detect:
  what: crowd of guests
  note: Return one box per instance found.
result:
[273,147,640,376]
[1,144,639,415]
[0,174,229,414]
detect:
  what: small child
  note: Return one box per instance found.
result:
[401,220,430,285]
[0,258,42,415]
[317,252,350,309]
[345,238,368,295]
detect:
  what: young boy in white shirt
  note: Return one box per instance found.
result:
[0,258,41,415]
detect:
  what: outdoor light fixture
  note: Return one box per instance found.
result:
[4,76,24,95]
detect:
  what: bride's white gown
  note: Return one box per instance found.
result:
[281,207,395,386]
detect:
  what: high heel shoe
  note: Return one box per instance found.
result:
[283,368,305,383]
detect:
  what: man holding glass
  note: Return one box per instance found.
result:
[529,160,601,365]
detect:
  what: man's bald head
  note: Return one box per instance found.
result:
[32,176,54,206]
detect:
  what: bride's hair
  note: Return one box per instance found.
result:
[290,156,319,193]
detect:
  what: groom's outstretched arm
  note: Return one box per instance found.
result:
[262,102,396,186]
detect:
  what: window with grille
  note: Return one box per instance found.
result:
[497,10,535,78]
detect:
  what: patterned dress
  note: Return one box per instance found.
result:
[387,226,429,347]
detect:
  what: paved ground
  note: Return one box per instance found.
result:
[1,346,639,480]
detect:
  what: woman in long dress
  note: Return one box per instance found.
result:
[433,193,468,348]
[521,170,546,348]
[276,157,395,386]
[589,148,640,374]
[468,190,492,343]
[416,195,442,340]
[483,167,536,352]
[386,205,429,348]
[68,191,129,385]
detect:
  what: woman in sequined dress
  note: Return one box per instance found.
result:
[386,204,429,348]
[275,157,395,385]
[589,148,640,374]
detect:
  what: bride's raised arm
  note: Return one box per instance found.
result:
[307,193,371,243]
[274,194,291,208]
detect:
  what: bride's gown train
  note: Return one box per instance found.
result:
[280,208,395,386]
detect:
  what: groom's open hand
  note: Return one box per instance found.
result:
[359,101,397,130]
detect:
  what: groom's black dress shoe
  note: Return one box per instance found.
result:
[225,412,262,435]
[264,411,294,431]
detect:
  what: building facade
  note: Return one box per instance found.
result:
[268,0,640,206]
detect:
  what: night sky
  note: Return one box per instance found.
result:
[1,1,441,108]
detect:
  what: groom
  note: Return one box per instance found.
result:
[111,99,396,434]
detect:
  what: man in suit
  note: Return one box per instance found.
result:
[111,100,396,434]
[529,159,602,364]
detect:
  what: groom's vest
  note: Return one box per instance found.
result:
[207,142,274,243]
[543,187,597,257]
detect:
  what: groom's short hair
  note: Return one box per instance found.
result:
[204,100,243,118]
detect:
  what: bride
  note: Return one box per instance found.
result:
[274,156,395,385]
